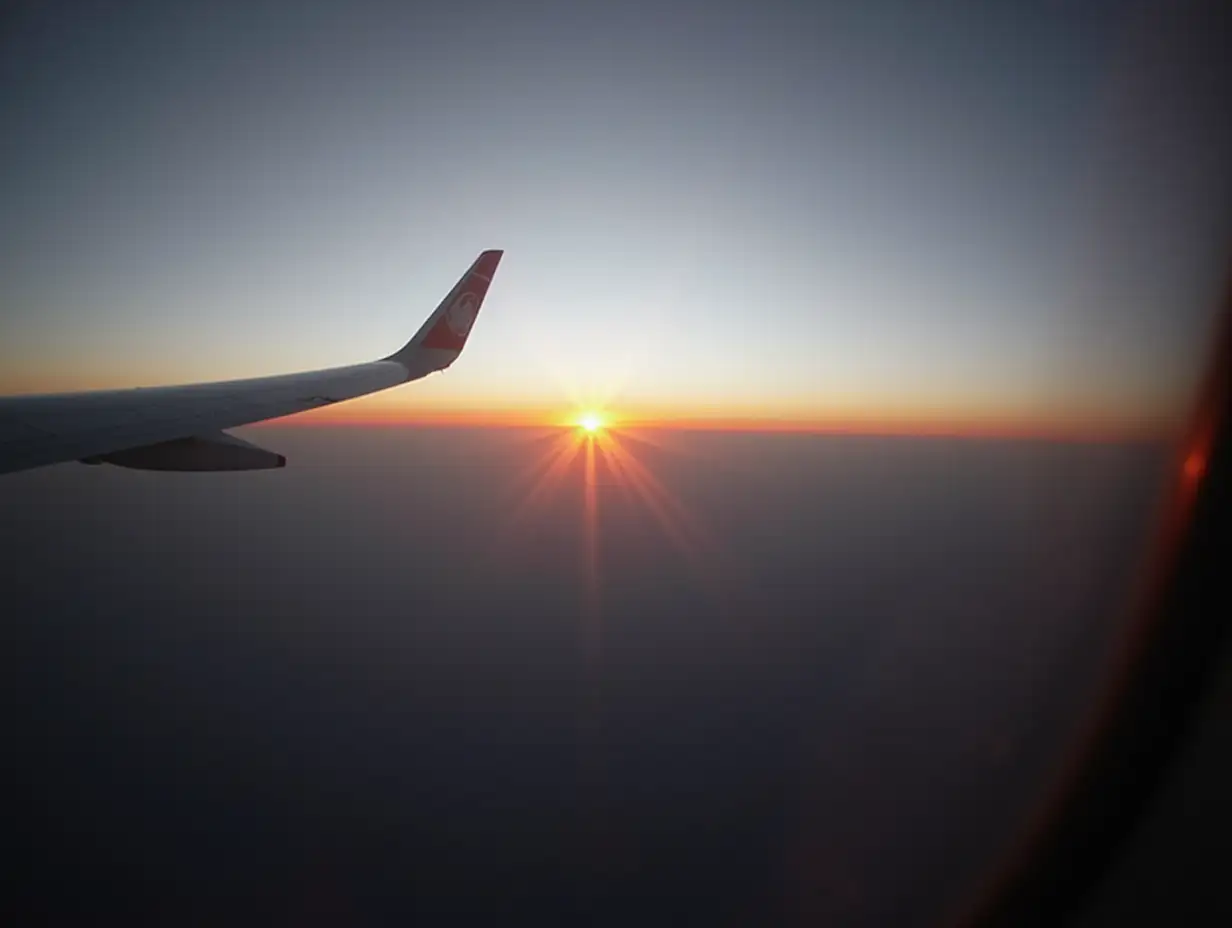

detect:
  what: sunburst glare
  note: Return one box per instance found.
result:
[577,411,605,434]
[487,408,740,657]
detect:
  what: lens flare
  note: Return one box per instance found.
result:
[486,407,746,668]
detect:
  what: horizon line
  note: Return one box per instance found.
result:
[252,409,1179,444]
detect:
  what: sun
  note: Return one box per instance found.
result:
[577,411,605,434]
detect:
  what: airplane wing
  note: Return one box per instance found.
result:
[0,249,503,474]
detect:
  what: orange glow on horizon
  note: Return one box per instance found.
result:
[0,361,1178,443]
[259,400,1177,443]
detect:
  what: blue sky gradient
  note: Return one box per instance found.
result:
[2,0,1228,433]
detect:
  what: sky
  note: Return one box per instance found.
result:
[1,0,1229,435]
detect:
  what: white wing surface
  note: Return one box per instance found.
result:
[0,249,503,474]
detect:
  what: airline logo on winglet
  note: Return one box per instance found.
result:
[444,291,479,338]
[421,249,503,351]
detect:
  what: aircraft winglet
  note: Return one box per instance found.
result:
[387,249,503,377]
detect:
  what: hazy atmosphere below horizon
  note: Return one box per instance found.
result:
[6,427,1168,922]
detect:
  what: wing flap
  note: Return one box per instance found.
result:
[84,430,287,471]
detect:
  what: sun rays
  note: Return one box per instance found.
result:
[487,414,733,654]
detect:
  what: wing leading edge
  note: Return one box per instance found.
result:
[0,249,503,474]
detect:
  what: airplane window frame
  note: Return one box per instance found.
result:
[959,269,1232,925]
